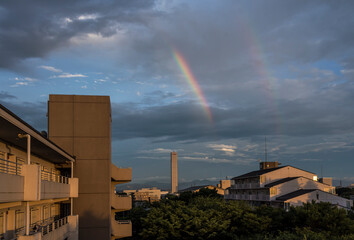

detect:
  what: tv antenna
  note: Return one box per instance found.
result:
[264,136,268,162]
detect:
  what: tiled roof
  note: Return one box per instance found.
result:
[276,189,316,201]
[232,165,315,180]
[265,177,299,188]
[232,167,285,180]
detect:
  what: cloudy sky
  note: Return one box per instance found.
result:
[1,0,354,186]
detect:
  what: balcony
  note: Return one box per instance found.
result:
[16,215,78,240]
[0,162,78,203]
[111,194,132,212]
[111,164,131,184]
[111,220,132,239]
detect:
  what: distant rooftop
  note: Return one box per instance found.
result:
[232,165,315,180]
[276,189,316,201]
[264,177,299,188]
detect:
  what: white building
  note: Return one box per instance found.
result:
[225,162,353,210]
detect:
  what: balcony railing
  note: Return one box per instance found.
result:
[41,216,68,237]
[41,170,69,184]
[232,183,260,189]
[117,220,131,224]
[0,157,24,175]
[0,157,69,185]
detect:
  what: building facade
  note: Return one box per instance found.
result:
[123,188,168,206]
[0,104,79,240]
[48,95,132,240]
[225,162,353,210]
[0,94,132,240]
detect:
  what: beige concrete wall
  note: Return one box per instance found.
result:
[21,165,41,201]
[69,178,79,198]
[48,95,112,240]
[270,177,336,201]
[0,173,24,202]
[111,194,132,212]
[262,166,316,186]
[111,220,132,239]
[41,181,70,199]
[0,142,57,172]
[111,164,131,183]
[288,190,353,209]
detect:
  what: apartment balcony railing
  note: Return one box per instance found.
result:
[0,157,70,185]
[41,216,68,237]
[111,220,132,239]
[111,194,132,211]
[111,164,132,183]
[0,157,24,175]
[41,169,69,184]
[232,183,260,189]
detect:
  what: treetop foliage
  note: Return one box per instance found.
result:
[126,190,354,240]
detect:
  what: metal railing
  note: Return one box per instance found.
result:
[117,220,131,224]
[41,170,69,184]
[0,157,24,175]
[0,155,69,184]
[41,216,68,237]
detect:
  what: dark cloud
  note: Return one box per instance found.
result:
[0,91,17,100]
[111,86,354,142]
[0,95,47,131]
[0,0,157,71]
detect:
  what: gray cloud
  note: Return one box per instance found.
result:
[0,93,47,131]
[0,0,157,71]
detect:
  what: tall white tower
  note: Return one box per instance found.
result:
[171,152,178,193]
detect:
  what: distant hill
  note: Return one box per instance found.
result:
[115,179,220,192]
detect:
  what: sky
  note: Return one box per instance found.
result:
[0,0,354,186]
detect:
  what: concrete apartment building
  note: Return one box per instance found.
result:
[0,104,79,240]
[48,95,132,240]
[225,162,353,210]
[0,94,132,240]
[123,188,169,206]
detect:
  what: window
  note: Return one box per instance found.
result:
[15,211,25,233]
[260,176,265,183]
[313,176,318,181]
[284,202,290,212]
[0,212,4,236]
[30,207,40,226]
[43,206,50,221]
[270,187,277,195]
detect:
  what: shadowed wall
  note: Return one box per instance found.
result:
[48,95,112,240]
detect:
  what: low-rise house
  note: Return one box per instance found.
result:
[225,161,353,210]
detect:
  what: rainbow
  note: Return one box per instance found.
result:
[236,16,282,134]
[173,50,213,122]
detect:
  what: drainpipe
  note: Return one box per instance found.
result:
[18,134,31,236]
[18,134,31,165]
[71,161,74,216]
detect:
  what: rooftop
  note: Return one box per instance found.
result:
[0,103,75,163]
[276,189,316,201]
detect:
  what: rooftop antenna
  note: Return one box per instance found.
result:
[264,136,268,162]
[321,164,323,178]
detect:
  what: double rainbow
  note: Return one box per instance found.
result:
[173,50,213,123]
